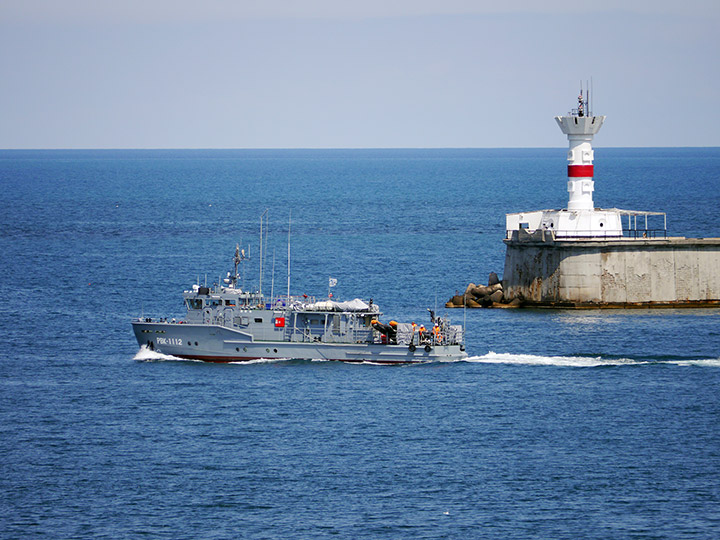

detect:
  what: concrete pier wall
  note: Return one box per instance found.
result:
[503,232,720,307]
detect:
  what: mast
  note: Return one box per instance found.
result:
[264,213,269,294]
[234,244,240,287]
[270,249,276,300]
[233,243,247,290]
[287,211,291,301]
[259,209,268,295]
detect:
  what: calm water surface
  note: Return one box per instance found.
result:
[1,149,719,539]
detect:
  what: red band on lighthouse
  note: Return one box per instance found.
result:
[568,165,594,177]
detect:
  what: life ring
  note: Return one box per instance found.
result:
[409,344,416,352]
[424,345,431,353]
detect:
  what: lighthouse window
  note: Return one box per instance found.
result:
[254,317,263,323]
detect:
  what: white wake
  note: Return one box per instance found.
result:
[465,351,638,367]
[133,346,296,365]
[464,351,720,368]
[667,358,720,368]
[133,345,186,362]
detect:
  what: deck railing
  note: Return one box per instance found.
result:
[506,228,668,241]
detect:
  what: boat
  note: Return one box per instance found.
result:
[132,245,467,364]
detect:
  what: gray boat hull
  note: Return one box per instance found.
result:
[132,321,466,364]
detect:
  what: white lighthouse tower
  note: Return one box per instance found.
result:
[505,89,622,238]
[556,92,604,212]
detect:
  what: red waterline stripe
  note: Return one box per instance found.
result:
[177,354,423,364]
[568,165,594,177]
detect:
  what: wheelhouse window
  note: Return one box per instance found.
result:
[187,299,203,309]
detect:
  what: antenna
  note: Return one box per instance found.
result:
[586,79,590,116]
[264,213,269,294]
[287,210,291,301]
[242,244,249,289]
[233,242,248,290]
[233,243,240,285]
[259,209,268,295]
[463,291,467,346]
[270,248,276,301]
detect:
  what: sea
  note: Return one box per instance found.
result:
[1,148,719,539]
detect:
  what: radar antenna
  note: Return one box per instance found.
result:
[232,243,249,289]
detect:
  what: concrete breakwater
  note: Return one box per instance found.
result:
[501,234,720,308]
[447,93,720,310]
[448,235,720,309]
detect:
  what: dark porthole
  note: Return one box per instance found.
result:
[274,349,278,353]
[187,341,191,346]
[195,342,198,346]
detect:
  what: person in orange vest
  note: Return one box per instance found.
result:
[432,324,441,343]
[418,325,427,344]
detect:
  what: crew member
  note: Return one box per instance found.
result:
[432,324,441,343]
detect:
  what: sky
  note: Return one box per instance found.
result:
[1,0,719,148]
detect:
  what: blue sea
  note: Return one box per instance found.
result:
[1,148,719,539]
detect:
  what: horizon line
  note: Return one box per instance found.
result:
[2,145,719,151]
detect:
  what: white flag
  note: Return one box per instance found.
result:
[329,277,338,287]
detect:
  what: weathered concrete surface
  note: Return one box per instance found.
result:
[503,234,720,307]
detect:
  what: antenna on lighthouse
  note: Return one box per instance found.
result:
[585,79,590,116]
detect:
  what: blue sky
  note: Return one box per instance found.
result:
[1,1,718,148]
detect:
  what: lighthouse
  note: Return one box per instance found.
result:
[495,87,720,308]
[505,88,622,238]
[449,85,720,308]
